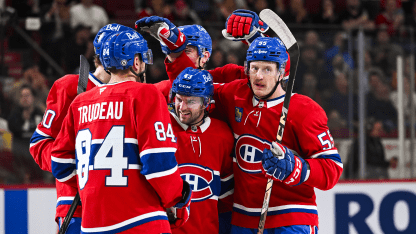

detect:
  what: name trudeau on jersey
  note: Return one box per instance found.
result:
[78,101,123,124]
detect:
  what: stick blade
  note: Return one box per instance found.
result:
[260,9,297,49]
[78,55,90,95]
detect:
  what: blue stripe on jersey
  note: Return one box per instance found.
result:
[81,215,168,234]
[233,206,318,217]
[5,190,28,234]
[90,143,141,165]
[220,176,234,197]
[315,153,342,164]
[30,129,52,145]
[57,198,82,207]
[140,152,177,176]
[52,160,75,180]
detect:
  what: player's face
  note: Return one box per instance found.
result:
[184,45,200,67]
[248,61,281,99]
[175,94,205,125]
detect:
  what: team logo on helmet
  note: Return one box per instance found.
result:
[179,164,215,202]
[235,134,272,174]
[235,107,243,123]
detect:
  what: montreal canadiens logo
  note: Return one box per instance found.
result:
[235,134,271,174]
[179,164,215,202]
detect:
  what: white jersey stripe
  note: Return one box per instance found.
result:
[145,165,178,180]
[140,147,177,158]
[81,211,167,233]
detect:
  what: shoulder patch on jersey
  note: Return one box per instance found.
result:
[235,107,243,123]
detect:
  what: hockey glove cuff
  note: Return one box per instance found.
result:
[168,180,192,229]
[262,142,309,186]
[221,9,269,45]
[136,16,187,54]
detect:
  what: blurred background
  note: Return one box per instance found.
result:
[0,0,415,185]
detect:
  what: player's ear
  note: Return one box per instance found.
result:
[200,51,210,66]
[133,55,145,73]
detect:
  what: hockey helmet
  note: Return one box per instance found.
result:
[245,37,288,78]
[100,30,153,71]
[93,24,132,55]
[171,67,214,106]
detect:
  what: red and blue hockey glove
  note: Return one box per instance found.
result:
[135,16,187,54]
[167,180,192,229]
[222,9,269,45]
[261,142,309,186]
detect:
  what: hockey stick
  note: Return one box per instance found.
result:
[58,55,90,234]
[256,9,300,234]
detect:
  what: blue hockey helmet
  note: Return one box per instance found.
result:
[245,37,288,76]
[100,30,153,71]
[171,67,214,106]
[162,25,212,59]
[93,24,133,56]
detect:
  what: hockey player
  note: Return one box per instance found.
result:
[29,23,132,233]
[169,67,234,234]
[51,30,192,233]
[137,10,343,233]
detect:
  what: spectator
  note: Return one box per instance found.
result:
[375,0,405,37]
[62,25,94,74]
[301,30,326,56]
[69,0,109,34]
[39,0,71,76]
[370,28,403,77]
[294,45,324,92]
[312,0,339,25]
[345,118,391,179]
[280,0,311,24]
[367,69,397,132]
[7,85,45,183]
[325,72,357,130]
[338,0,375,32]
[21,63,49,110]
[174,0,201,24]
[299,72,324,108]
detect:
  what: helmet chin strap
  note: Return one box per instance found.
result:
[130,64,147,83]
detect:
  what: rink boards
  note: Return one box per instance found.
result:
[0,181,415,234]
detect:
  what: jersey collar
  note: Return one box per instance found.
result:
[89,72,103,86]
[252,94,285,108]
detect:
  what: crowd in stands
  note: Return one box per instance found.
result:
[1,0,416,183]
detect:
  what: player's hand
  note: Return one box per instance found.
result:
[168,180,192,229]
[135,16,187,54]
[261,142,309,186]
[221,9,269,45]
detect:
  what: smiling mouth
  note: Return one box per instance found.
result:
[254,83,265,88]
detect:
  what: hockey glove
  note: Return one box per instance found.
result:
[261,142,309,186]
[167,180,192,229]
[222,9,269,45]
[135,16,187,54]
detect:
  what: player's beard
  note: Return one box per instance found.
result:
[176,107,205,126]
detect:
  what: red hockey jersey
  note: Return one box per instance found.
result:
[29,73,103,220]
[169,111,234,234]
[51,81,185,234]
[214,80,343,229]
